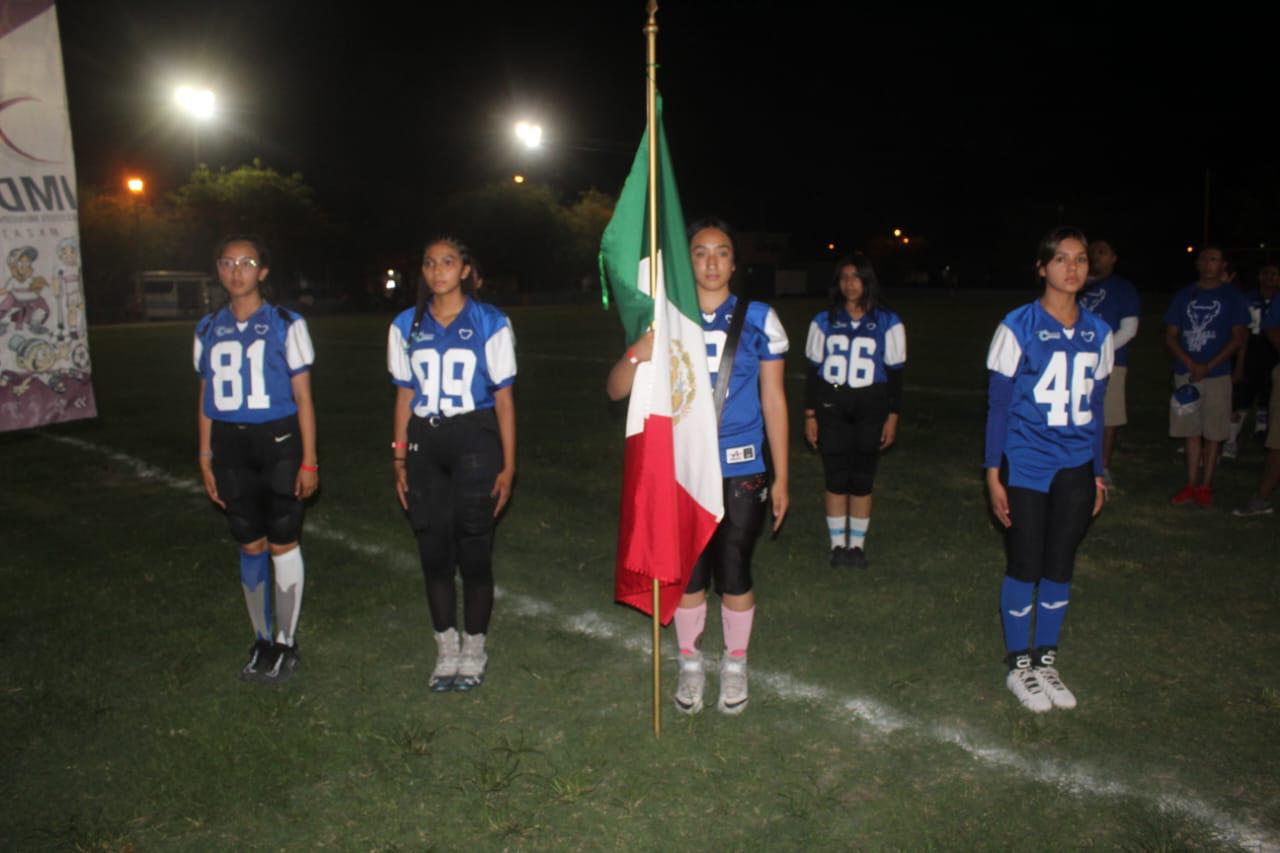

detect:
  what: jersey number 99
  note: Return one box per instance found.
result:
[411,348,477,416]
[822,337,876,387]
[1033,351,1098,426]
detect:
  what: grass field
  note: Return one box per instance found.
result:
[2,292,1279,851]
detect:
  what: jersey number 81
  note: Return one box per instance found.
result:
[411,348,477,416]
[211,340,271,412]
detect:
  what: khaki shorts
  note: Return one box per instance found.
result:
[1268,366,1280,450]
[1170,374,1232,441]
[1103,365,1127,427]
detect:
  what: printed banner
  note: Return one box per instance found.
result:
[0,0,96,431]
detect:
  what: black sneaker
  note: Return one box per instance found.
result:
[829,546,847,567]
[846,547,869,570]
[239,639,275,682]
[261,642,301,684]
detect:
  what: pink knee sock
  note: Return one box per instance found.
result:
[673,602,706,654]
[722,604,755,657]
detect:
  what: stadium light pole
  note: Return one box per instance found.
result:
[174,86,216,167]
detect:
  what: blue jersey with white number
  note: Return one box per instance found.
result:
[194,303,314,424]
[387,298,516,417]
[702,296,788,477]
[1163,283,1250,377]
[985,301,1114,491]
[1078,274,1140,366]
[803,306,906,387]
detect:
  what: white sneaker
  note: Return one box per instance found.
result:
[673,650,705,714]
[1033,649,1077,709]
[1222,439,1239,460]
[717,653,749,715]
[455,632,487,691]
[1006,653,1052,713]
[430,628,460,692]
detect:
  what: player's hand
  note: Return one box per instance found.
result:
[295,466,319,500]
[804,415,818,449]
[1093,476,1107,517]
[880,413,899,450]
[770,483,788,533]
[491,467,515,517]
[986,469,1011,528]
[394,463,409,511]
[1189,362,1209,382]
[200,462,226,509]
[630,330,655,363]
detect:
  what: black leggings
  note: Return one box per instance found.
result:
[1003,462,1095,584]
[685,473,768,597]
[405,411,503,634]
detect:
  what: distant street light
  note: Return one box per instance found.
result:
[514,121,543,149]
[125,176,145,283]
[892,228,903,238]
[174,86,216,166]
[126,177,144,195]
[513,174,526,184]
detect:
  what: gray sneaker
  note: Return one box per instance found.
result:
[1233,497,1274,517]
[717,653,749,715]
[454,632,487,691]
[429,628,460,692]
[673,650,705,714]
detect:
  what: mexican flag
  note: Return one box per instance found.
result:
[600,98,723,625]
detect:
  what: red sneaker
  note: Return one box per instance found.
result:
[1171,484,1197,505]
[1193,485,1213,507]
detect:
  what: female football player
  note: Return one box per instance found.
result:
[984,226,1113,713]
[606,218,789,716]
[803,254,905,569]
[196,236,317,683]
[388,237,516,692]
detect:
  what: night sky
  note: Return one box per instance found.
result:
[55,0,1280,288]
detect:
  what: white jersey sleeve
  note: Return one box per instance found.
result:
[484,323,517,388]
[1096,329,1115,381]
[986,323,1023,377]
[761,306,789,356]
[804,319,824,364]
[193,333,203,375]
[387,322,412,384]
[284,318,315,374]
[884,321,907,367]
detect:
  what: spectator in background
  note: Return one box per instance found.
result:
[1225,263,1279,459]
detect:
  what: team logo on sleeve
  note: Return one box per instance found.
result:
[1185,301,1221,352]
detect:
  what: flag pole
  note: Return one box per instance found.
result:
[644,0,662,739]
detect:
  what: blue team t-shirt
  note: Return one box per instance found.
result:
[194,302,314,423]
[701,295,788,477]
[985,301,1115,492]
[1163,283,1250,377]
[1078,274,1140,367]
[387,298,516,417]
[803,306,906,387]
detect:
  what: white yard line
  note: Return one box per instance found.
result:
[45,433,1278,851]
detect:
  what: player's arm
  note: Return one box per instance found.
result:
[760,358,789,532]
[606,330,653,401]
[491,385,516,517]
[393,385,413,510]
[291,371,319,499]
[197,380,224,509]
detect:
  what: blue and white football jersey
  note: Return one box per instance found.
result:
[194,303,314,423]
[1163,283,1250,378]
[702,295,788,477]
[1244,288,1271,336]
[985,301,1114,491]
[803,306,906,387]
[1078,274,1140,367]
[387,298,516,417]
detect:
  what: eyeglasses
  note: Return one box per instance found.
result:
[217,257,261,271]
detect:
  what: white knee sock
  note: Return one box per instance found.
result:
[272,547,304,647]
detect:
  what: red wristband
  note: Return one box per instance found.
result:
[391,441,407,449]
[300,464,319,473]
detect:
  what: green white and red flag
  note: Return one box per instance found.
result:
[600,98,722,625]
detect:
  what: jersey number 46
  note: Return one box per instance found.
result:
[1034,351,1099,427]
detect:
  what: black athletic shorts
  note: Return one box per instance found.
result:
[686,473,769,597]
[817,383,890,496]
[211,414,304,545]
